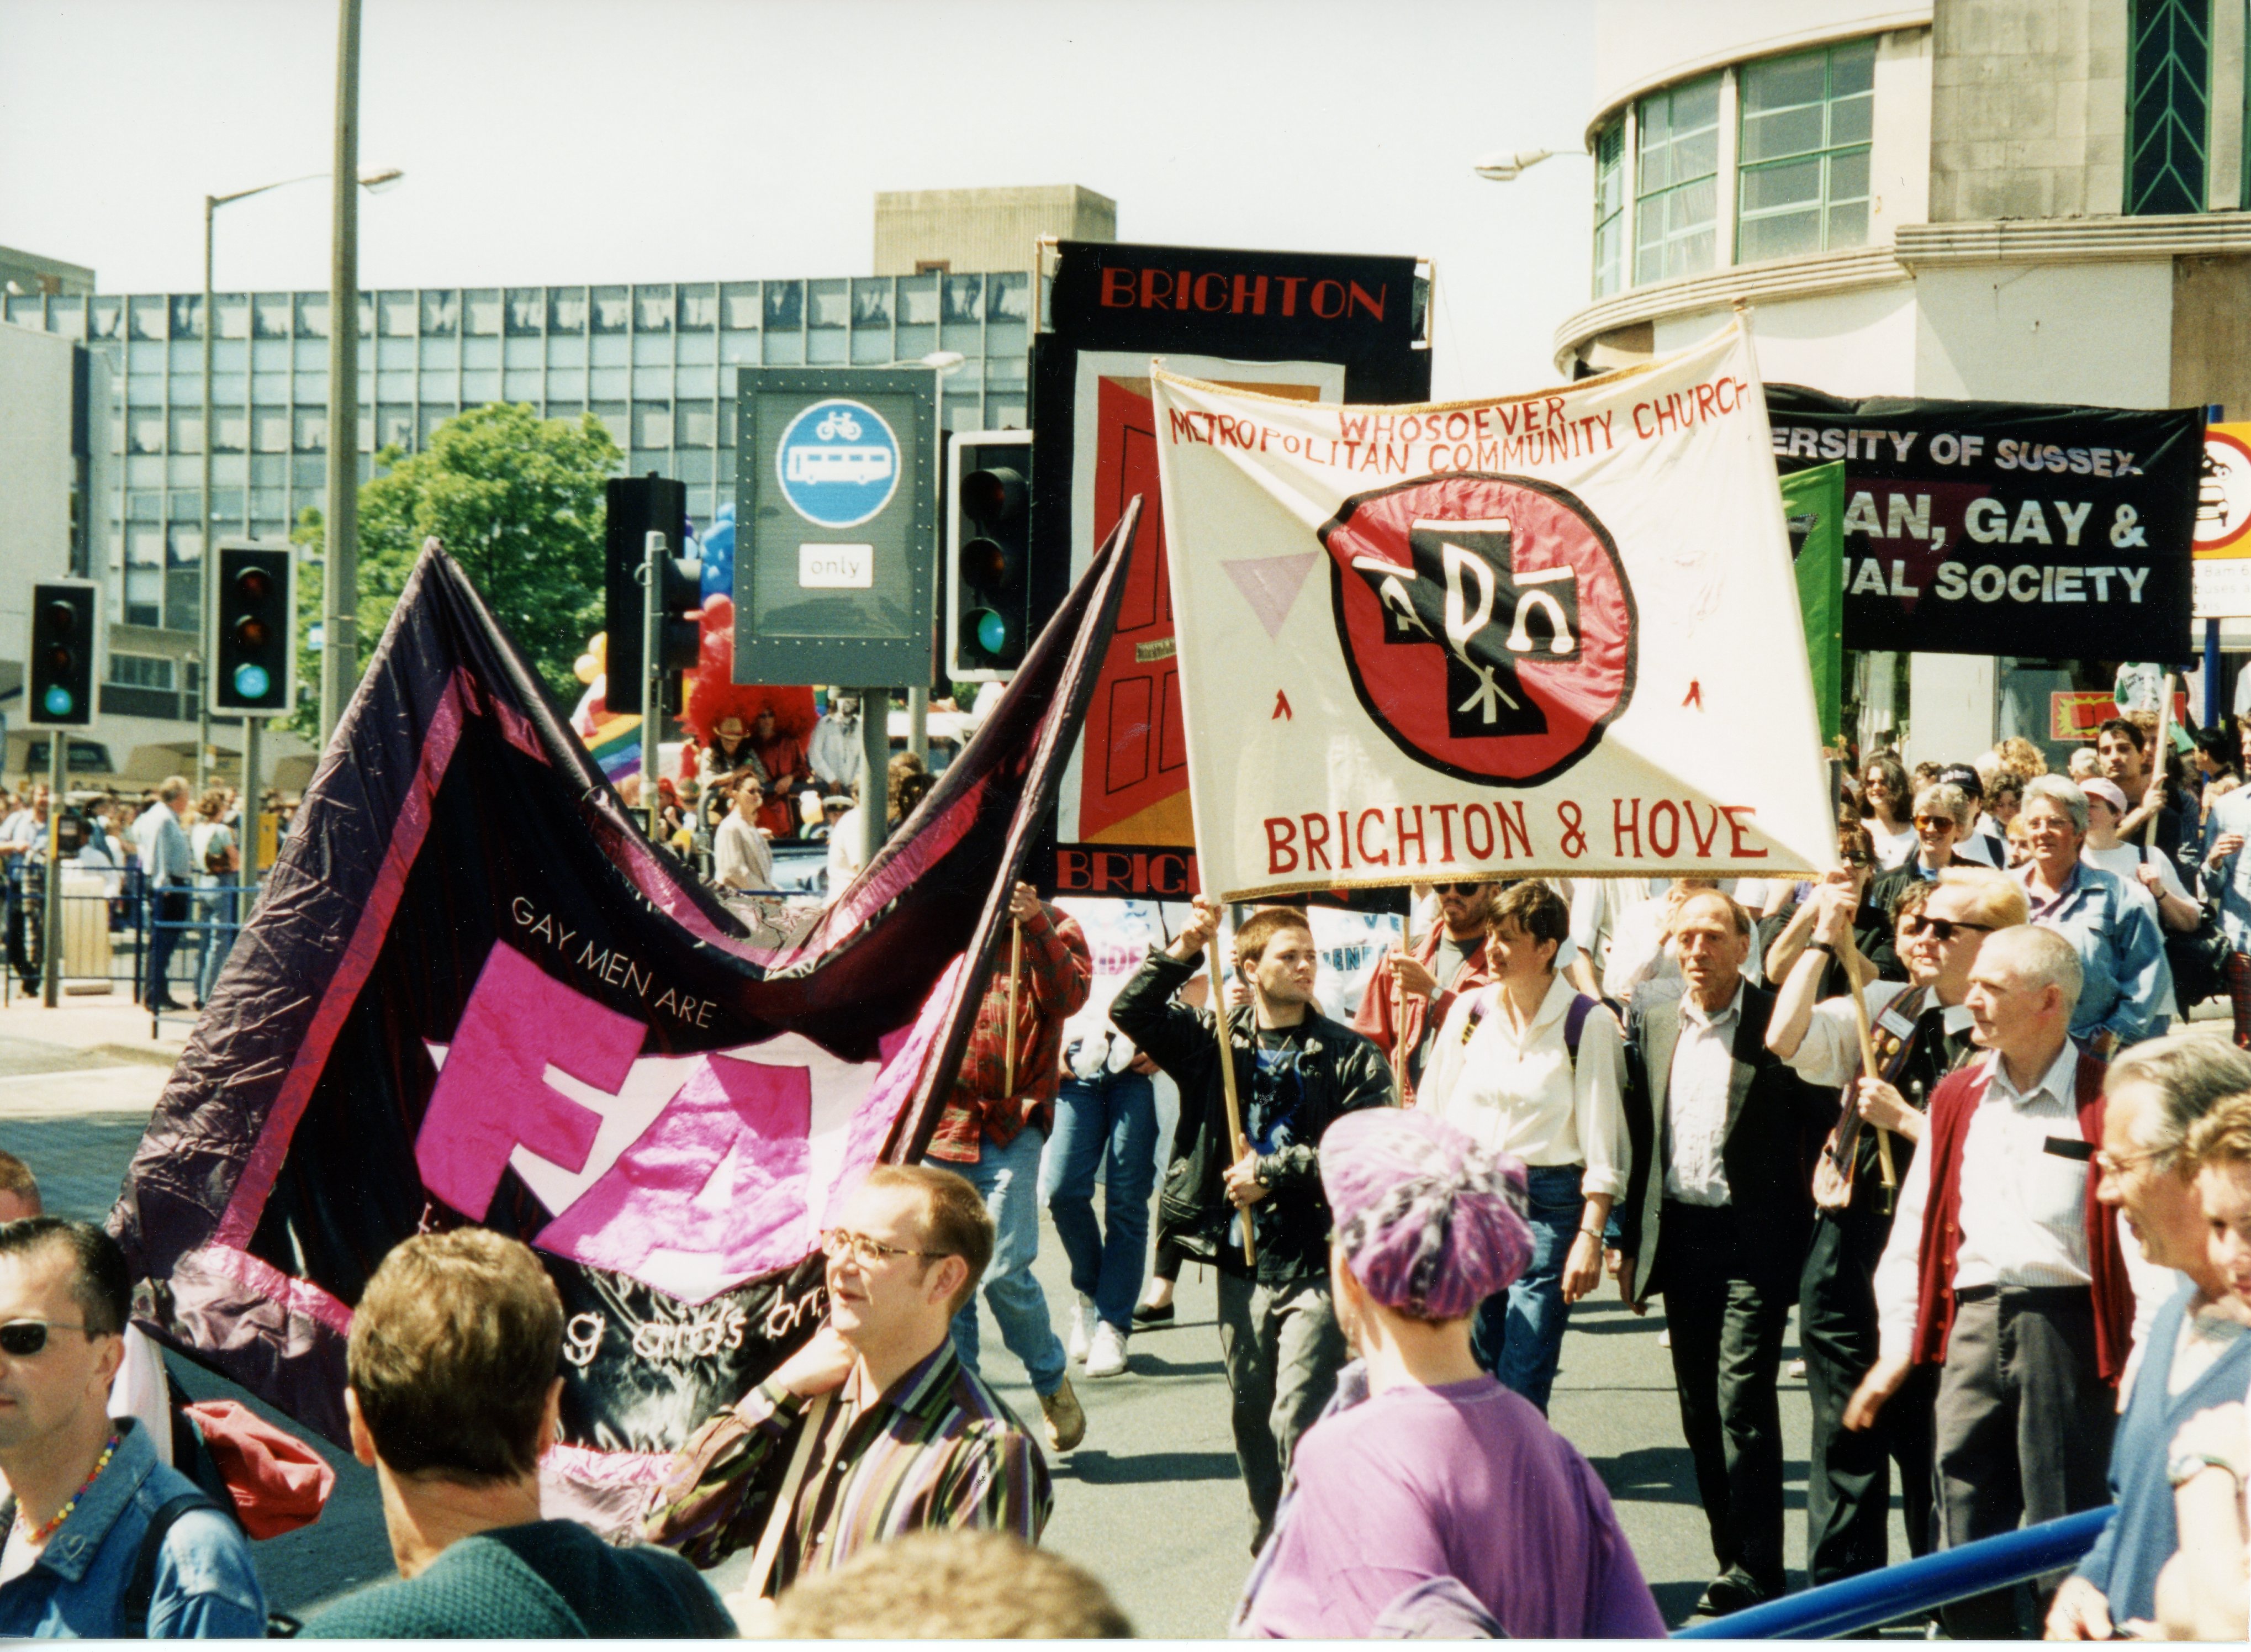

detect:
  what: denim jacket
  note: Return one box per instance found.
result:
[2203,785,2251,954]
[0,1417,266,1638]
[2017,861,2172,1047]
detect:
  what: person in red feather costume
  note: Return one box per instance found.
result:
[680,598,816,841]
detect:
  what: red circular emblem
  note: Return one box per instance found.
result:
[1317,473,1636,787]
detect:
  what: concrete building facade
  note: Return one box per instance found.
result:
[873,184,1114,276]
[1559,0,2251,767]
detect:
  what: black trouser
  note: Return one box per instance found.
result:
[1800,1205,1936,1586]
[1658,1199,1794,1596]
[1933,1285,2116,1640]
[144,889,191,1005]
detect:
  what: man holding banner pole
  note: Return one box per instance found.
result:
[1353,880,1496,1104]
[1109,897,1391,1553]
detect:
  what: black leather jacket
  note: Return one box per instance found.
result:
[1109,946,1393,1283]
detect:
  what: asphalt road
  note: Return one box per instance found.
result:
[5,1028,1904,1634]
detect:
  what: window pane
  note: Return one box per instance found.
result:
[679,283,717,331]
[421,292,459,336]
[1829,147,1872,202]
[1826,199,1870,247]
[990,273,1032,321]
[464,289,501,336]
[635,286,674,332]
[633,401,673,447]
[294,407,327,451]
[852,278,894,328]
[1671,73,1720,129]
[1830,36,1877,97]
[807,279,848,328]
[590,286,629,333]
[721,282,760,331]
[90,297,124,339]
[547,334,587,369]
[1740,207,1824,263]
[591,402,627,451]
[213,409,247,453]
[1742,157,1824,213]
[379,292,416,336]
[1743,104,1825,163]
[765,282,803,331]
[1743,50,1826,115]
[130,296,168,340]
[377,405,414,451]
[943,274,985,324]
[506,289,543,335]
[252,410,290,453]
[899,274,940,326]
[678,403,717,446]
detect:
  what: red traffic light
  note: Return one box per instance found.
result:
[233,615,271,650]
[235,567,274,603]
[963,466,1026,526]
[39,598,79,640]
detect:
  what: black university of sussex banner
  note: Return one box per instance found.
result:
[109,507,1137,1538]
[1768,386,2200,660]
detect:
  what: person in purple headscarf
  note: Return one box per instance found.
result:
[1232,1107,1665,1640]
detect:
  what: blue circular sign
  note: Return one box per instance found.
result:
[775,399,901,529]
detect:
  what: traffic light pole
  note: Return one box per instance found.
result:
[239,716,261,933]
[39,732,64,1008]
[860,689,888,872]
[642,529,664,844]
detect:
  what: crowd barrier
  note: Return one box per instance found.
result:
[1,861,263,1032]
[1673,1507,2114,1639]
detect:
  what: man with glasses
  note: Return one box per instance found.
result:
[1858,783,1984,980]
[2044,1033,2251,1638]
[1846,926,2134,1639]
[1354,879,1496,1102]
[647,1165,1050,1596]
[0,1218,264,1637]
[1767,868,2026,1588]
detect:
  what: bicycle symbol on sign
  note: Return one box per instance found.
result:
[815,409,863,442]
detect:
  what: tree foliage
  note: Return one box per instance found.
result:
[288,403,621,728]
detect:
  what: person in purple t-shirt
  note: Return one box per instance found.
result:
[1233,1107,1665,1640]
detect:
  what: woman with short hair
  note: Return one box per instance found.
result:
[1416,881,1627,1412]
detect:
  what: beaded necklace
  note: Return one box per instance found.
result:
[17,1433,120,1548]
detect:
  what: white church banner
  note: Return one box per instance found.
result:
[1150,321,1837,901]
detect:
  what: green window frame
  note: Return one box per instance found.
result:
[1635,74,1721,285]
[1736,38,1875,265]
[1592,122,1626,298]
[2127,0,2210,215]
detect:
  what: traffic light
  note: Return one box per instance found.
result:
[209,543,295,716]
[25,580,97,729]
[604,474,701,718]
[947,429,1033,680]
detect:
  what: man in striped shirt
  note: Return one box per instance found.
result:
[646,1164,1051,1595]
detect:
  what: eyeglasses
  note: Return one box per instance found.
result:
[1840,851,1872,868]
[0,1320,91,1358]
[1898,914,1992,943]
[1435,882,1483,896]
[820,1229,944,1266]
[1914,816,1957,831]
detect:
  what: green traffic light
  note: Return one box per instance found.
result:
[974,609,1011,656]
[234,663,271,700]
[42,685,73,717]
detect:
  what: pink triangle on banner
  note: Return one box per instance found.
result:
[1223,553,1320,640]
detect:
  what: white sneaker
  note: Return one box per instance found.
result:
[1066,1296,1093,1363]
[1084,1320,1129,1379]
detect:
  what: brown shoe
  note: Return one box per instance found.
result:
[1039,1376,1086,1452]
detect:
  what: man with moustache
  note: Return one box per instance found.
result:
[1356,879,1496,1103]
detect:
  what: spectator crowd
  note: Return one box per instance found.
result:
[5,696,2251,1639]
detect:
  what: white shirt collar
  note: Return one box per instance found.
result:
[1680,980,1745,1031]
[1986,1039,2079,1110]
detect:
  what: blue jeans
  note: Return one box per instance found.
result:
[1039,1070,1158,1334]
[949,1124,1069,1396]
[1469,1163,1583,1413]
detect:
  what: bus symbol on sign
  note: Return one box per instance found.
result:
[776,398,901,529]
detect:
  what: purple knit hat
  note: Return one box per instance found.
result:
[1320,1107,1534,1321]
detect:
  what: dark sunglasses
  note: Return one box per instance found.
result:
[1436,882,1483,896]
[1913,815,1957,830]
[1840,851,1872,867]
[0,1320,90,1357]
[1899,914,1991,943]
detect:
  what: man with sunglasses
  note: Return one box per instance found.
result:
[1857,784,1985,980]
[647,1164,1049,1597]
[0,1218,264,1637]
[1767,869,2026,1589]
[1354,880,1497,1103]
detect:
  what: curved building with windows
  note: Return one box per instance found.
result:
[1558,1,2251,763]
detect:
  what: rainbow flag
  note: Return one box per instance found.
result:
[584,712,642,782]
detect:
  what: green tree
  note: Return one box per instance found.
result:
[285,403,621,731]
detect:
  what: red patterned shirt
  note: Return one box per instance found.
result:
[927,903,1091,1162]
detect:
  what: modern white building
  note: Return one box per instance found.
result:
[1559,0,2249,766]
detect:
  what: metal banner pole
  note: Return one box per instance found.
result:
[39,734,64,1007]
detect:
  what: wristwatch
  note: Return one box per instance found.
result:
[1805,940,1839,962]
[2168,1449,2245,1488]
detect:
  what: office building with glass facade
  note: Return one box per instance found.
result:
[1,270,1032,780]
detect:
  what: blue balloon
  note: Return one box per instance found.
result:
[700,499,736,601]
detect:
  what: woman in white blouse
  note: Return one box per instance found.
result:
[1418,880,1630,1414]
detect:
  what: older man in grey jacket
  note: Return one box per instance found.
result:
[135,778,197,1011]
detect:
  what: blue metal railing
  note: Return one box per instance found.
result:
[1673,1507,2113,1639]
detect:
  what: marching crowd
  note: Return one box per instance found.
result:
[6,705,2251,1637]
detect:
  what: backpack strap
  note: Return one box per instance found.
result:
[122,1491,220,1639]
[1563,993,1597,1068]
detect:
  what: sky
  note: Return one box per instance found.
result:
[0,0,1599,397]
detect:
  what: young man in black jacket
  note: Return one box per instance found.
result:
[1109,897,1392,1553]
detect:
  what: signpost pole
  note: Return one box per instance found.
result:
[860,689,888,869]
[239,716,261,946]
[39,732,64,1008]
[641,529,664,843]
[2207,405,2228,728]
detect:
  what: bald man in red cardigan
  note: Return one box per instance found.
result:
[1843,924,2131,1640]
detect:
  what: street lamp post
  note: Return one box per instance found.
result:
[322,0,362,748]
[1471,147,1589,183]
[197,155,400,787]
